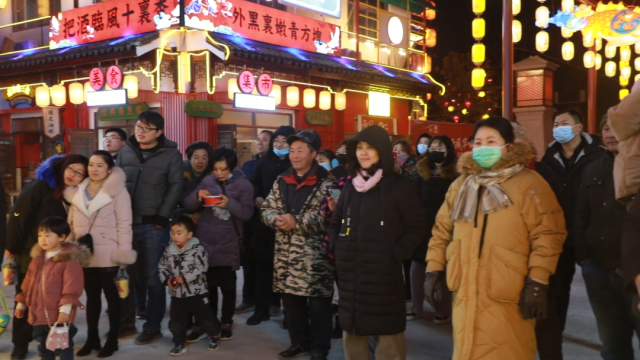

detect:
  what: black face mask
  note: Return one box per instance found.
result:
[428,151,446,164]
[336,154,347,165]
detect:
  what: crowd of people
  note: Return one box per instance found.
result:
[3,96,640,360]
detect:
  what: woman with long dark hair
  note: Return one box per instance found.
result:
[5,154,88,360]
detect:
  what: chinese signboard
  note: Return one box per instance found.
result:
[185,0,341,55]
[410,120,473,154]
[42,107,62,139]
[238,70,255,94]
[106,65,124,89]
[183,100,224,118]
[305,111,332,125]
[98,102,149,121]
[357,115,397,135]
[4,84,34,108]
[90,67,106,90]
[49,0,180,49]
[257,73,273,96]
[278,0,341,18]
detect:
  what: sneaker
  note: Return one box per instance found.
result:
[434,315,451,325]
[310,350,328,360]
[169,344,187,356]
[246,312,270,326]
[269,305,282,316]
[220,324,233,340]
[186,328,206,343]
[207,337,219,351]
[235,303,255,314]
[278,344,309,360]
[135,331,163,345]
[406,312,418,321]
[136,306,146,320]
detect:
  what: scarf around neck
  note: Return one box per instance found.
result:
[451,164,523,222]
[352,169,383,193]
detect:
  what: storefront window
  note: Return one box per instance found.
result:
[12,0,59,31]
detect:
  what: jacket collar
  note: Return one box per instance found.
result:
[546,133,604,168]
[64,167,126,217]
[416,156,457,180]
[457,142,536,176]
[281,162,329,190]
[168,237,200,255]
[30,242,91,266]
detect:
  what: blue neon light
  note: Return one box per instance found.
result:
[285,48,309,61]
[373,64,396,77]
[109,34,140,45]
[409,72,429,83]
[334,57,357,70]
[226,35,255,51]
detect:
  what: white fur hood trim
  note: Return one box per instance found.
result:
[64,167,126,217]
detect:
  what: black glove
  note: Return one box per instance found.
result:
[424,271,445,310]
[520,277,549,320]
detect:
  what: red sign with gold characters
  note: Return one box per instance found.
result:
[90,68,105,91]
[184,0,341,55]
[106,65,124,89]
[48,0,180,49]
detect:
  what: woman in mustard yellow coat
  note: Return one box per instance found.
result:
[425,118,567,360]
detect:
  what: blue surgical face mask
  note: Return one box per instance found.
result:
[472,144,508,169]
[273,148,289,157]
[319,163,332,171]
[417,144,429,155]
[331,159,339,168]
[553,125,577,144]
[227,174,233,180]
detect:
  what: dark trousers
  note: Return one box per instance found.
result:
[169,294,221,345]
[12,272,32,355]
[402,259,412,301]
[242,264,256,305]
[121,236,148,325]
[582,261,640,360]
[207,266,237,325]
[254,261,281,315]
[281,293,332,354]
[535,272,563,360]
[84,267,121,341]
[555,246,577,332]
[32,324,78,360]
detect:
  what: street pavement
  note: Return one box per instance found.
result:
[1,266,639,360]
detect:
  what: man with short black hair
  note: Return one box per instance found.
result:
[116,111,183,345]
[103,128,127,159]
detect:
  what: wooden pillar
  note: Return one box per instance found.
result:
[587,60,597,133]
[502,0,514,119]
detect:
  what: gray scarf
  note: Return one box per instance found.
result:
[451,164,523,223]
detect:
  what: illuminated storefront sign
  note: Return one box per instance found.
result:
[106,65,124,89]
[90,67,106,90]
[98,102,149,121]
[86,89,128,106]
[278,0,341,18]
[185,0,341,55]
[234,93,276,110]
[368,91,391,117]
[357,115,397,135]
[4,84,34,108]
[238,70,256,93]
[49,0,180,49]
[183,100,224,117]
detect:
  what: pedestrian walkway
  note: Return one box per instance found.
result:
[0,267,637,359]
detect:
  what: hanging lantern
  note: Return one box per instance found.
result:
[595,38,602,51]
[621,65,632,79]
[535,6,549,28]
[635,42,640,54]
[447,106,455,112]
[318,90,331,110]
[425,55,432,73]
[471,68,486,90]
[635,57,640,71]
[512,20,522,43]
[50,85,66,106]
[561,0,574,12]
[123,75,139,99]
[605,43,616,59]
[334,92,346,111]
[425,29,437,47]
[425,8,436,20]
[562,41,575,61]
[478,91,486,98]
[270,84,282,105]
[583,50,595,68]
[472,44,485,65]
[472,0,485,15]
[605,61,617,77]
[286,86,300,107]
[536,31,549,52]
[596,54,603,70]
[621,46,632,62]
[636,74,640,82]
[227,78,239,100]
[620,76,629,87]
[561,27,573,39]
[620,88,630,100]
[69,82,84,105]
[472,18,485,41]
[303,88,316,108]
[35,86,50,107]
[583,32,595,48]
[513,0,521,15]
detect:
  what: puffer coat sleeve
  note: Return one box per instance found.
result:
[425,176,460,271]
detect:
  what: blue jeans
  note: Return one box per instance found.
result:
[133,224,170,332]
[32,324,77,360]
[582,260,640,360]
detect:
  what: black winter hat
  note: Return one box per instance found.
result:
[287,130,322,152]
[273,126,296,139]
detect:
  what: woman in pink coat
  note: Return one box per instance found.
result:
[65,150,136,358]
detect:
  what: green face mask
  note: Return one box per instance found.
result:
[472,145,507,169]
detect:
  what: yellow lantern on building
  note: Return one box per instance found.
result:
[636,73,640,82]
[0,0,7,9]
[35,86,50,107]
[561,28,573,39]
[303,88,316,108]
[472,18,485,41]
[478,91,486,98]
[318,90,331,110]
[123,75,139,99]
[562,41,575,61]
[512,20,522,43]
[227,78,239,100]
[472,44,485,65]
[334,92,346,110]
[595,38,602,51]
[425,8,436,20]
[583,50,595,68]
[583,31,595,48]
[635,42,640,54]
[269,84,282,105]
[425,55,432,73]
[425,29,437,47]
[620,88,629,100]
[51,85,66,106]
[635,58,640,71]
[596,54,603,70]
[513,0,521,15]
[472,0,485,15]
[620,76,629,87]
[621,46,632,62]
[447,106,455,112]
[536,31,549,52]
[471,68,486,90]
[561,0,574,12]
[69,82,84,105]
[286,86,300,107]
[605,43,616,58]
[535,6,549,28]
[621,65,632,79]
[605,61,617,77]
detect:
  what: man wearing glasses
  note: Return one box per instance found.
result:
[116,111,183,345]
[103,128,127,159]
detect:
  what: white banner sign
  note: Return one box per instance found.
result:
[42,107,61,139]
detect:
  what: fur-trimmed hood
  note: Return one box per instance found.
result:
[30,242,91,267]
[457,142,536,176]
[63,167,127,217]
[35,155,64,189]
[416,156,457,180]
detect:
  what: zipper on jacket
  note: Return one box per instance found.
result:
[131,164,143,200]
[478,213,488,258]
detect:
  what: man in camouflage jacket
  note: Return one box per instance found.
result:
[261,130,336,360]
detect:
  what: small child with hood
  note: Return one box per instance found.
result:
[15,216,90,360]
[159,216,221,356]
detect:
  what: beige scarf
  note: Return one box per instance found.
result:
[451,164,523,223]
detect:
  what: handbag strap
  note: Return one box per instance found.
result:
[85,208,101,236]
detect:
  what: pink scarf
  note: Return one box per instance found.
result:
[352,169,383,193]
